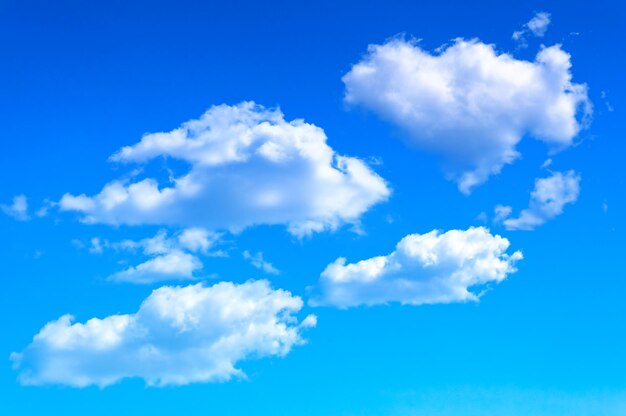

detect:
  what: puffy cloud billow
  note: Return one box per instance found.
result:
[310,227,522,308]
[343,38,591,193]
[11,280,316,387]
[59,102,390,237]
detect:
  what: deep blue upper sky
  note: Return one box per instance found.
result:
[1,1,625,415]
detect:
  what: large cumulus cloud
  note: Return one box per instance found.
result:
[11,280,316,387]
[60,102,390,237]
[343,38,591,193]
[311,227,522,308]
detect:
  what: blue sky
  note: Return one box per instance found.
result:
[1,0,625,414]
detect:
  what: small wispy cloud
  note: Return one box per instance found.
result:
[243,250,280,275]
[74,228,223,284]
[600,91,614,112]
[1,194,29,221]
[513,11,551,45]
[89,237,107,254]
[498,171,581,230]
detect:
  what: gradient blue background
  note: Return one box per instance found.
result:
[1,0,624,414]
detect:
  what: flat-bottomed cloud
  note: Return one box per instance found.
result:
[11,280,316,387]
[311,227,522,308]
[60,102,390,237]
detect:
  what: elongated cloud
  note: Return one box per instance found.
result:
[112,228,220,256]
[310,227,522,308]
[82,229,221,284]
[59,102,390,237]
[513,12,552,42]
[501,170,581,230]
[11,280,316,387]
[243,250,279,275]
[343,38,591,193]
[108,250,202,284]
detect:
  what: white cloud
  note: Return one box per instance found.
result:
[493,205,513,223]
[511,31,524,41]
[342,38,591,193]
[113,230,177,255]
[35,199,55,218]
[74,229,221,284]
[310,227,522,308]
[475,211,488,223]
[527,12,551,36]
[513,12,551,42]
[501,170,581,230]
[108,250,202,284]
[101,229,221,284]
[541,158,553,169]
[11,280,316,387]
[243,250,280,275]
[89,237,107,254]
[600,90,614,113]
[1,194,29,221]
[116,227,221,255]
[177,227,219,253]
[59,102,390,237]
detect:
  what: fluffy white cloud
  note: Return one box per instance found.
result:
[500,170,580,230]
[513,12,551,41]
[1,194,29,221]
[527,12,551,36]
[109,250,202,284]
[343,38,591,193]
[310,227,522,308]
[77,229,221,284]
[59,102,390,237]
[11,280,316,387]
[177,227,218,253]
[243,250,279,275]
